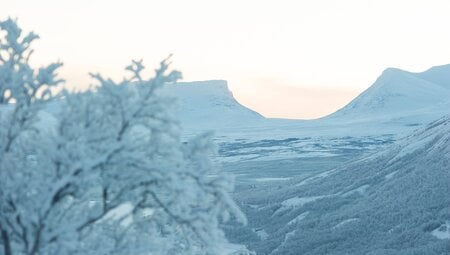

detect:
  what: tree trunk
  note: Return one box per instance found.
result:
[1,227,12,255]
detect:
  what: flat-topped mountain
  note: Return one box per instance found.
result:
[161,80,266,130]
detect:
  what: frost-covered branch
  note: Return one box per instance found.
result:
[0,18,248,255]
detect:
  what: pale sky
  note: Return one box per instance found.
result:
[2,0,450,119]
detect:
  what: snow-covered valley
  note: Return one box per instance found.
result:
[163,65,450,254]
[223,115,450,254]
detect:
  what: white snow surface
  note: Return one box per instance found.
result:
[274,195,328,215]
[342,185,370,197]
[385,170,398,179]
[431,221,450,240]
[287,211,310,226]
[333,218,360,229]
[253,229,269,240]
[254,177,291,182]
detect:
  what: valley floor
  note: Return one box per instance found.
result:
[210,119,450,255]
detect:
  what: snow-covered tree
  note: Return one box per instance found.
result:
[0,18,249,255]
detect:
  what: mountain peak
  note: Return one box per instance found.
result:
[381,67,406,74]
[375,67,413,87]
[326,64,450,123]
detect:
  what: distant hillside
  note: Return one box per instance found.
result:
[161,80,266,130]
[230,115,450,254]
[325,65,450,125]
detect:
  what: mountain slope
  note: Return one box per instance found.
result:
[416,64,450,90]
[325,65,450,124]
[233,115,450,254]
[161,80,266,130]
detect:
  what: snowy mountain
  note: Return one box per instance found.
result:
[229,115,450,254]
[161,80,266,130]
[325,65,450,125]
[160,65,450,138]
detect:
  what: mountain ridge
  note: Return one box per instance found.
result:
[324,64,450,124]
